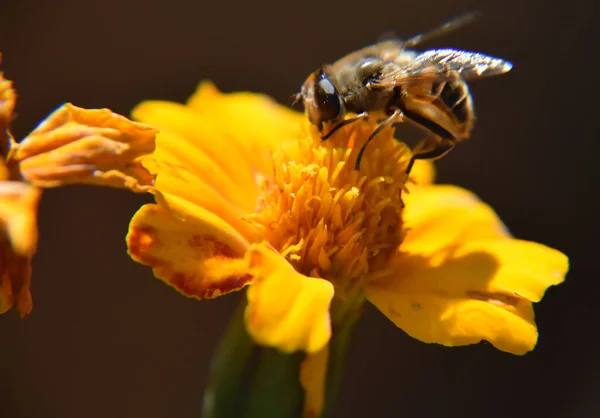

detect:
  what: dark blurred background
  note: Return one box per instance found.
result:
[0,0,597,417]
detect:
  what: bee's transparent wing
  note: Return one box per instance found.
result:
[373,49,512,87]
[410,49,513,79]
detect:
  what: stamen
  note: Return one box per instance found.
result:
[249,121,410,294]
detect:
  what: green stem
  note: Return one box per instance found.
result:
[322,296,363,418]
[201,299,255,418]
[201,294,363,418]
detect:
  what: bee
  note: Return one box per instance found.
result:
[294,13,513,175]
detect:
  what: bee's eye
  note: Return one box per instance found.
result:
[314,76,343,122]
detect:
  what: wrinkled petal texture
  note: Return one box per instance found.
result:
[13,103,157,192]
[366,185,568,354]
[127,203,252,299]
[245,242,334,354]
[0,180,40,316]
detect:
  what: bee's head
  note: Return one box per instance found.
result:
[298,68,345,130]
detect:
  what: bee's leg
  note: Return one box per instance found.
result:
[404,137,456,179]
[322,112,369,140]
[355,109,403,170]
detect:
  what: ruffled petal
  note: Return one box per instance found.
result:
[366,184,568,354]
[401,185,511,256]
[13,104,156,192]
[127,203,252,299]
[300,346,329,418]
[187,81,304,160]
[132,100,265,194]
[131,83,305,229]
[244,242,334,354]
[145,130,257,212]
[138,128,261,242]
[367,239,567,354]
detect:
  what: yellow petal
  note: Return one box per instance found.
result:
[12,103,157,192]
[407,160,435,189]
[147,130,257,212]
[137,128,261,242]
[244,242,334,353]
[132,100,262,194]
[187,81,304,156]
[401,185,511,257]
[366,239,568,354]
[127,203,252,299]
[300,346,329,418]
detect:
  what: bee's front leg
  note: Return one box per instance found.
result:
[321,112,370,140]
[354,109,404,170]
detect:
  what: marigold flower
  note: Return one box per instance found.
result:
[127,81,568,357]
[127,81,568,417]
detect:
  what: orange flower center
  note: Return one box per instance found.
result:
[245,121,410,298]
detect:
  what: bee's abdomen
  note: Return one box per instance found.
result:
[438,80,472,125]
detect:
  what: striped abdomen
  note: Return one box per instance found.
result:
[430,75,475,139]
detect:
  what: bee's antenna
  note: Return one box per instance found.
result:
[290,93,303,109]
[403,11,479,48]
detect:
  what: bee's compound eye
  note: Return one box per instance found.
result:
[315,76,343,122]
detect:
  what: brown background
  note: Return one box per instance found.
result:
[0,0,597,417]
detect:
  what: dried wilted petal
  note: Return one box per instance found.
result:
[0,179,41,317]
[0,158,9,181]
[11,103,157,192]
[0,56,17,159]
[0,253,33,317]
[0,181,40,255]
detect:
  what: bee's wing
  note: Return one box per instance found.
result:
[374,49,512,87]
[411,49,513,79]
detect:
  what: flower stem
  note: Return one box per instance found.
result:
[202,294,362,418]
[202,297,304,418]
[201,298,256,418]
[322,296,363,417]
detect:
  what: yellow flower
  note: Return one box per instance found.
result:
[127,81,568,357]
[0,53,158,316]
